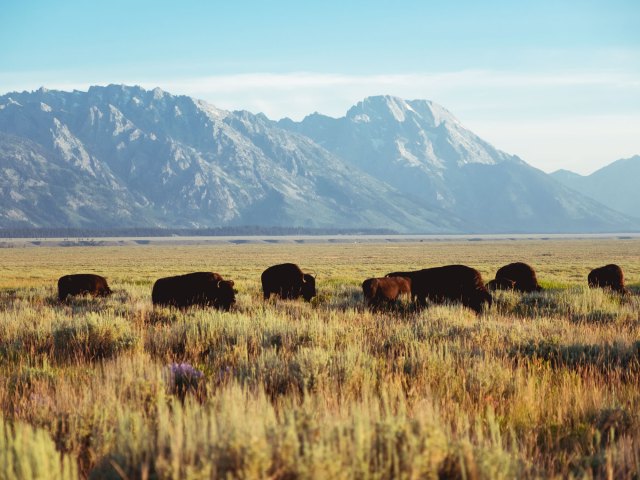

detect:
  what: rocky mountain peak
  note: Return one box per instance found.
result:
[0,85,636,233]
[346,95,458,129]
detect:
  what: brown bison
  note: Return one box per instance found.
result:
[152,272,236,310]
[588,264,630,294]
[261,263,316,301]
[486,277,516,291]
[58,274,112,301]
[362,276,411,309]
[385,271,420,302]
[388,265,492,314]
[495,262,542,292]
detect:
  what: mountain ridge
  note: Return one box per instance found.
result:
[551,155,640,220]
[279,94,634,232]
[0,85,637,233]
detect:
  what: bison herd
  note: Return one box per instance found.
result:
[56,262,633,314]
[364,262,632,313]
[56,263,316,311]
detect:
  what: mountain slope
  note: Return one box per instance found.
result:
[280,95,634,232]
[551,156,640,220]
[0,86,462,232]
[0,86,637,232]
[0,131,156,228]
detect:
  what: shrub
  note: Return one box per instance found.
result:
[0,416,79,480]
[52,314,138,361]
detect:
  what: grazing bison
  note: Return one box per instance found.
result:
[389,265,492,314]
[486,277,516,291]
[385,271,420,301]
[58,274,112,301]
[495,262,542,293]
[152,272,236,310]
[261,263,316,301]
[588,264,630,294]
[362,276,411,309]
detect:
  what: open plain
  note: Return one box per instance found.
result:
[1,238,639,479]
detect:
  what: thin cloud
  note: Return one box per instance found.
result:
[3,70,638,100]
[158,70,640,95]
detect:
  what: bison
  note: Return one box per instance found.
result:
[388,265,492,314]
[495,262,542,293]
[261,263,316,301]
[588,264,630,294]
[362,276,411,309]
[152,272,236,310]
[385,271,420,302]
[486,277,516,291]
[58,273,112,301]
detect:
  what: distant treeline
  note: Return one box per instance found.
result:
[0,226,398,239]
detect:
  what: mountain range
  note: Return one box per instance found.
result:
[0,85,636,233]
[551,156,640,220]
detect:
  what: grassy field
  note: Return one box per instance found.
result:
[1,239,639,479]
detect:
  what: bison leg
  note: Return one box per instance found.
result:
[370,295,391,312]
[284,285,302,300]
[464,297,483,315]
[466,291,491,315]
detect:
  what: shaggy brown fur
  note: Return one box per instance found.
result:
[588,264,630,294]
[58,274,112,301]
[495,262,542,292]
[389,265,492,314]
[362,276,411,309]
[486,277,517,291]
[261,263,316,302]
[152,272,236,310]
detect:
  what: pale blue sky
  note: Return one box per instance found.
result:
[1,0,639,174]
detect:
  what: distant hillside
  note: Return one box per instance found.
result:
[0,85,637,233]
[280,95,636,232]
[0,86,458,233]
[551,155,640,220]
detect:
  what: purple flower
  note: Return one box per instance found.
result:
[217,365,233,383]
[166,363,204,399]
[169,362,204,380]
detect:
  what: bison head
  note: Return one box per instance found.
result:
[215,280,236,310]
[301,274,316,301]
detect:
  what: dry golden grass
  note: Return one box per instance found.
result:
[0,239,639,479]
